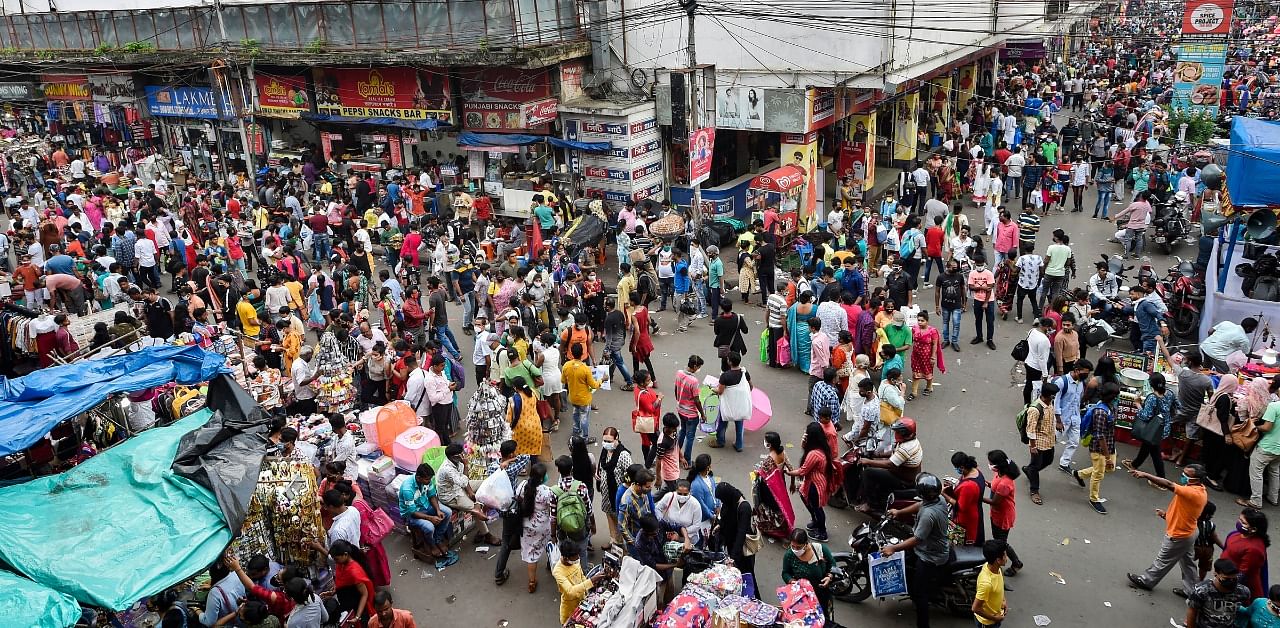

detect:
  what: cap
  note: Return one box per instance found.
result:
[892,310,906,325]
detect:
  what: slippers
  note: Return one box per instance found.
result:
[1237,498,1263,509]
[1030,492,1044,505]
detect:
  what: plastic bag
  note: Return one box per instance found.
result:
[760,329,770,364]
[476,468,515,510]
[777,336,791,367]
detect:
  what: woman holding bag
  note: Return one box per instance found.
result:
[632,370,663,468]
[1198,376,1238,492]
[1123,372,1179,483]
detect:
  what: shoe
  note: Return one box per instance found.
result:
[1072,470,1086,487]
[1058,464,1073,474]
[1127,573,1152,590]
[733,446,744,452]
[586,437,598,445]
[809,530,829,542]
[708,441,725,449]
[1090,500,1108,515]
[987,340,997,350]
[1173,587,1189,599]
[970,337,984,345]
[906,393,916,401]
[495,569,510,585]
[1015,317,1023,324]
[923,283,933,289]
[951,342,960,352]
[1004,564,1022,577]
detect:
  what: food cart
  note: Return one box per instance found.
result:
[749,164,807,246]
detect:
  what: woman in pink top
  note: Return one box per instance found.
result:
[993,210,1019,265]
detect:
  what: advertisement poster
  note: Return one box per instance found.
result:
[388,136,402,168]
[807,88,836,132]
[89,76,137,104]
[956,64,978,105]
[1173,42,1227,117]
[521,98,559,126]
[716,85,764,130]
[460,67,551,132]
[689,127,715,186]
[41,75,91,101]
[254,75,310,117]
[312,67,453,123]
[892,93,919,162]
[1183,0,1233,35]
[928,76,952,114]
[837,113,876,197]
[780,131,820,235]
[144,86,231,119]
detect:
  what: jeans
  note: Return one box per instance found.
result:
[716,417,745,450]
[658,277,675,310]
[313,234,332,262]
[902,257,922,290]
[803,483,827,536]
[1042,275,1069,302]
[1124,228,1146,256]
[462,292,477,328]
[1058,413,1081,468]
[1134,534,1198,592]
[1015,287,1039,320]
[1094,190,1113,217]
[1248,447,1280,505]
[571,404,592,439]
[494,512,523,579]
[941,308,963,345]
[1024,447,1055,492]
[678,414,699,463]
[693,279,708,316]
[1006,175,1021,198]
[922,256,944,283]
[1089,295,1115,318]
[708,286,723,319]
[990,524,1022,568]
[436,326,461,359]
[1076,452,1115,502]
[604,348,633,386]
[973,300,995,341]
[408,505,454,544]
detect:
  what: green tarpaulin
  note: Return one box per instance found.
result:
[0,571,81,628]
[0,409,232,611]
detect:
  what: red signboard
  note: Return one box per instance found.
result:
[312,67,452,123]
[460,67,552,132]
[41,74,91,101]
[521,98,559,126]
[688,127,715,186]
[1183,0,1232,35]
[389,136,403,168]
[255,75,309,117]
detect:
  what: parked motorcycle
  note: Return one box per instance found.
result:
[1156,256,1205,339]
[1151,192,1194,255]
[830,502,983,612]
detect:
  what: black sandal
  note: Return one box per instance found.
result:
[495,569,510,585]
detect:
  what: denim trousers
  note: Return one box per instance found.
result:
[408,504,454,544]
[716,418,745,450]
[941,307,963,345]
[1094,190,1113,217]
[572,404,592,439]
[605,349,634,385]
[678,415,700,464]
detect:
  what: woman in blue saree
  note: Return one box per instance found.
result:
[787,291,817,373]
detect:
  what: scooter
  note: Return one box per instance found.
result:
[830,498,983,613]
[1155,256,1204,339]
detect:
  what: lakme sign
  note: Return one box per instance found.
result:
[144,86,232,119]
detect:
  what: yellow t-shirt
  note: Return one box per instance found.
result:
[237,300,261,337]
[552,560,592,624]
[974,563,1005,625]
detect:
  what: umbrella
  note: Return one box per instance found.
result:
[745,388,772,431]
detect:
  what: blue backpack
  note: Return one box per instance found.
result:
[899,229,921,259]
[1080,402,1106,447]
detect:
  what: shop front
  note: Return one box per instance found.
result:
[88,75,158,165]
[144,84,244,180]
[455,66,561,204]
[249,72,315,167]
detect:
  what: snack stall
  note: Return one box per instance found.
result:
[749,164,807,246]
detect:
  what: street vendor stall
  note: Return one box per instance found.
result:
[749,164,808,245]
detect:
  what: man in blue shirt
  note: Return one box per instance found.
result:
[43,244,76,276]
[1131,281,1166,355]
[387,177,403,205]
[1054,359,1093,474]
[399,463,456,565]
[199,561,246,627]
[673,250,692,332]
[533,195,558,235]
[835,257,865,301]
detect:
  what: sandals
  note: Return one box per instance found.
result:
[495,569,510,585]
[1030,491,1044,505]
[476,533,502,546]
[1237,498,1263,509]
[922,388,932,396]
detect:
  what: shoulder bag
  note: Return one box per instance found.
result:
[1195,394,1225,436]
[632,387,657,434]
[1228,417,1261,452]
[742,520,763,556]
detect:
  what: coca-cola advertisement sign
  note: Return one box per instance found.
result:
[461,67,552,133]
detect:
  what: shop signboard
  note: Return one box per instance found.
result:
[560,59,587,101]
[460,67,552,132]
[715,85,764,130]
[0,83,38,101]
[312,67,453,123]
[1172,42,1227,117]
[388,136,403,167]
[838,113,876,192]
[41,74,91,101]
[255,75,310,118]
[144,86,232,119]
[521,97,559,126]
[688,127,714,186]
[891,92,919,162]
[89,76,137,104]
[806,88,836,132]
[1183,0,1232,35]
[763,89,807,133]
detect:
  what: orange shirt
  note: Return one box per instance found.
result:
[406,189,427,216]
[14,264,41,291]
[1165,483,1208,539]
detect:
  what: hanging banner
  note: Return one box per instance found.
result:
[892,93,919,162]
[689,127,715,186]
[89,76,137,104]
[144,86,232,119]
[716,85,765,130]
[254,75,310,118]
[0,83,39,101]
[460,67,552,132]
[1173,42,1227,117]
[41,75,91,101]
[806,88,836,132]
[388,136,403,167]
[838,113,876,196]
[1183,0,1233,35]
[956,64,978,105]
[313,67,453,123]
[780,131,820,235]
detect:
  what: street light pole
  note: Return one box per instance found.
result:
[681,0,702,227]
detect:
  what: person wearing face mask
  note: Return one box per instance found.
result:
[1127,464,1210,594]
[582,270,606,340]
[1221,507,1270,599]
[781,528,839,624]
[967,254,997,350]
[470,315,499,383]
[656,479,703,546]
[1185,558,1252,628]
[597,428,634,543]
[553,541,610,624]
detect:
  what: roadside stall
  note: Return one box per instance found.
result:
[749,164,808,246]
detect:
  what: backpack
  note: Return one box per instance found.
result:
[1080,402,1106,447]
[899,229,921,259]
[552,480,588,537]
[1015,401,1042,444]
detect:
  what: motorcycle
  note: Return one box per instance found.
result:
[830,501,984,613]
[1151,192,1193,255]
[1155,256,1204,339]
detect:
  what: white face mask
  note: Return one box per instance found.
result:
[602,441,617,450]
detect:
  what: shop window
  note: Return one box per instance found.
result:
[557,0,578,37]
[515,0,539,43]
[450,0,486,46]
[9,16,28,49]
[113,14,137,44]
[132,14,157,46]
[322,4,355,46]
[241,6,271,45]
[268,5,298,46]
[154,11,179,50]
[415,1,451,40]
[45,14,67,50]
[27,16,49,50]
[62,14,87,50]
[295,5,320,48]
[353,3,386,47]
[383,3,418,49]
[485,0,516,44]
[95,13,117,48]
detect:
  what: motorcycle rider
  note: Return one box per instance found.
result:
[855,418,923,514]
[881,472,952,628]
[1087,261,1120,318]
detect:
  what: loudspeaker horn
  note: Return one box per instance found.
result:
[1201,210,1231,235]
[1246,210,1278,240]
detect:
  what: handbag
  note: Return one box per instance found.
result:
[1195,395,1225,436]
[777,336,791,367]
[742,522,763,556]
[759,329,770,364]
[1228,418,1261,452]
[1010,333,1030,362]
[632,387,656,434]
[718,345,732,359]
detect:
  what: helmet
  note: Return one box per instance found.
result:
[1175,190,1189,202]
[889,418,917,440]
[915,472,943,501]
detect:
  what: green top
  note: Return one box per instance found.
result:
[781,542,835,586]
[1259,401,1280,455]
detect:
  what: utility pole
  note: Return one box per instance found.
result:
[681,0,701,226]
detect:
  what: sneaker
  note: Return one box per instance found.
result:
[923,283,933,289]
[1090,500,1108,515]
[1072,470,1086,487]
[1058,464,1073,475]
[809,530,829,542]
[1015,317,1024,324]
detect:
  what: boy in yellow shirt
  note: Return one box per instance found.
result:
[553,542,608,624]
[973,539,1009,626]
[561,343,601,442]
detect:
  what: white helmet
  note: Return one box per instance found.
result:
[1175,190,1189,202]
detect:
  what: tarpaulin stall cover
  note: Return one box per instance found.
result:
[0,344,227,456]
[457,131,613,152]
[0,409,231,611]
[1226,116,1280,208]
[0,571,81,628]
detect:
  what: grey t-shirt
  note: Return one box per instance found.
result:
[913,498,952,565]
[1175,366,1212,422]
[286,597,328,628]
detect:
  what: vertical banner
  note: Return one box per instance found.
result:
[892,93,919,162]
[956,64,978,105]
[838,113,876,197]
[388,136,403,168]
[1174,0,1233,117]
[689,127,715,186]
[781,131,820,232]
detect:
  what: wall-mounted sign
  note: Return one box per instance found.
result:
[41,75,91,101]
[0,83,39,101]
[144,85,232,119]
[313,67,453,123]
[89,76,137,104]
[460,67,551,132]
[254,75,310,118]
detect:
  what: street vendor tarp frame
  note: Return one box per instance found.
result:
[0,344,227,456]
[1226,116,1280,208]
[457,131,613,152]
[0,409,231,611]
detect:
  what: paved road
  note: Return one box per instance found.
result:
[376,183,1262,627]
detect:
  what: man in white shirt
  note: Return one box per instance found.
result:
[402,354,431,420]
[418,170,434,189]
[1004,147,1026,200]
[69,158,86,180]
[355,320,389,354]
[1023,317,1053,404]
[289,346,318,415]
[65,189,86,211]
[134,235,159,290]
[910,163,931,214]
[1200,319,1257,372]
[327,413,360,481]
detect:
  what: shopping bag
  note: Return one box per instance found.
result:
[868,551,909,598]
[476,468,515,510]
[777,336,791,367]
[546,540,561,571]
[760,329,770,364]
[775,579,824,628]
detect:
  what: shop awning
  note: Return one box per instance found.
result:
[750,164,807,192]
[458,131,613,152]
[301,112,443,130]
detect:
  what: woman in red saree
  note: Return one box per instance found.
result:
[754,431,796,539]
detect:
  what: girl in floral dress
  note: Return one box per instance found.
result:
[909,311,946,399]
[515,462,554,593]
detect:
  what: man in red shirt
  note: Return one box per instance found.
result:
[472,191,493,240]
[921,215,946,288]
[994,141,1012,174]
[226,195,242,220]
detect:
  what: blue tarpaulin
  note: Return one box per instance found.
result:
[0,409,231,612]
[0,345,227,456]
[457,131,613,152]
[0,571,81,628]
[300,112,442,130]
[1226,116,1280,208]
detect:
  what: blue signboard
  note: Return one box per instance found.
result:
[1172,42,1227,117]
[144,86,233,119]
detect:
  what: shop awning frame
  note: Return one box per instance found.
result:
[458,131,613,152]
[300,112,443,130]
[750,164,807,192]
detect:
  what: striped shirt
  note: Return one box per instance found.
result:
[674,369,702,418]
[1017,212,1041,245]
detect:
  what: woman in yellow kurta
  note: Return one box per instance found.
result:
[280,318,303,377]
[507,381,544,458]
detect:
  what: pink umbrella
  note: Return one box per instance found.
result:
[745,388,773,431]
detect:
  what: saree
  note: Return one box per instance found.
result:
[995,261,1016,315]
[787,305,816,373]
[753,457,796,539]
